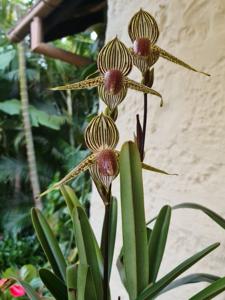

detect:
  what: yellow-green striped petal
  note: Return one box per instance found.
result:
[98,84,128,111]
[125,77,163,106]
[97,37,133,76]
[85,113,119,152]
[128,9,159,44]
[39,154,96,197]
[153,45,210,76]
[50,76,104,91]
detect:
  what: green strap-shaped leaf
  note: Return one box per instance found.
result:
[116,248,127,291]
[147,202,225,229]
[173,203,225,229]
[136,242,220,300]
[189,276,225,300]
[39,268,67,300]
[66,264,78,300]
[77,264,88,300]
[85,268,98,300]
[120,141,149,300]
[60,185,81,216]
[31,208,67,282]
[101,197,118,279]
[73,206,103,300]
[77,264,98,300]
[148,205,171,283]
[160,273,220,295]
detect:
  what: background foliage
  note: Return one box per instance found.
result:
[0,0,104,277]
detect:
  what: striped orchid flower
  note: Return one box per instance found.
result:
[128,9,210,76]
[51,37,163,110]
[39,113,173,198]
[40,113,120,197]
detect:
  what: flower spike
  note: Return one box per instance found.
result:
[128,9,210,76]
[50,36,163,110]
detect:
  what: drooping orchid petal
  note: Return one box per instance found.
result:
[50,37,163,110]
[128,9,210,76]
[39,153,96,197]
[50,76,104,91]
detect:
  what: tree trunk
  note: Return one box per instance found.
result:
[66,89,74,147]
[18,42,42,209]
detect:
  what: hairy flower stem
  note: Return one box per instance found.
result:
[141,92,148,161]
[103,201,110,300]
[101,186,112,300]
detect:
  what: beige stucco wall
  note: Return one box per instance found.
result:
[90,0,225,299]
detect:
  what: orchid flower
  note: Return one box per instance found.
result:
[128,9,210,76]
[40,113,119,197]
[40,113,175,198]
[50,37,163,109]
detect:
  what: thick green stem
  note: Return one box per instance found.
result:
[103,202,110,300]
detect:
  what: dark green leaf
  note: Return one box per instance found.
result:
[72,206,103,300]
[77,263,88,300]
[60,185,81,217]
[31,208,67,282]
[190,276,225,300]
[120,141,149,300]
[101,197,118,279]
[147,202,225,228]
[136,243,220,300]
[116,248,127,291]
[148,205,171,283]
[0,99,20,115]
[66,264,78,300]
[160,273,219,295]
[39,268,67,300]
[173,203,225,230]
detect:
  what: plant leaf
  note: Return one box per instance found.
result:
[148,205,171,283]
[160,273,220,295]
[66,264,78,300]
[77,263,88,300]
[136,242,220,300]
[101,197,118,279]
[0,99,21,115]
[60,185,81,217]
[39,268,67,300]
[72,206,103,300]
[120,141,149,299]
[190,276,225,300]
[147,202,225,228]
[31,208,67,282]
[173,203,225,230]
